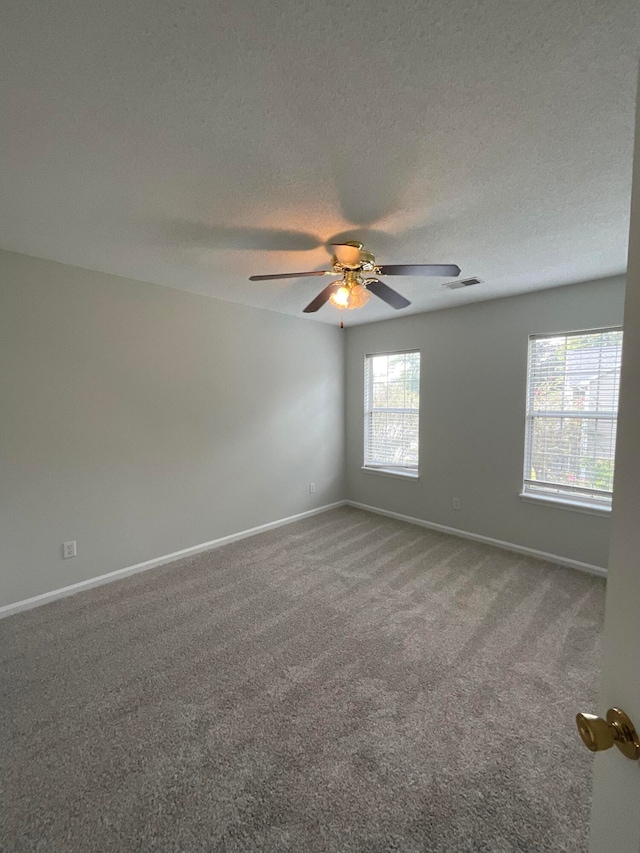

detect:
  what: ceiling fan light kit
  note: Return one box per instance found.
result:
[249,240,462,323]
[329,271,371,311]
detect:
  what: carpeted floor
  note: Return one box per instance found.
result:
[1,506,605,852]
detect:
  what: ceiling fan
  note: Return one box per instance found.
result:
[249,241,461,321]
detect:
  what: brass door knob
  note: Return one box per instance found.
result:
[576,708,640,760]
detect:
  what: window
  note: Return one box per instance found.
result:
[364,350,420,476]
[523,328,623,509]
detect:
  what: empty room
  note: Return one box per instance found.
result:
[2,1,640,851]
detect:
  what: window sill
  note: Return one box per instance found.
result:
[519,492,612,516]
[361,466,419,481]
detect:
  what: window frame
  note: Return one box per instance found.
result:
[521,326,622,513]
[363,349,420,480]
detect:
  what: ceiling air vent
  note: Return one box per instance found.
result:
[444,277,482,290]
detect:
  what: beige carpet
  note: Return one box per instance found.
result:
[1,506,605,852]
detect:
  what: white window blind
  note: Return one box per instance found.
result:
[364,351,420,472]
[523,328,623,506]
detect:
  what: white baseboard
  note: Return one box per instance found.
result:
[346,500,607,578]
[0,501,347,620]
[2,497,605,620]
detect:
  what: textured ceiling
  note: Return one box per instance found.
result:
[1,0,639,325]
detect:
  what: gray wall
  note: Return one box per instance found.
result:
[1,249,624,609]
[345,277,626,568]
[0,250,345,607]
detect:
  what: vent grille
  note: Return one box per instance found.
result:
[444,277,482,290]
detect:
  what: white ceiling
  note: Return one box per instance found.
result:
[1,0,639,325]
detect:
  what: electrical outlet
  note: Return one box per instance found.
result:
[452,498,460,510]
[309,483,316,494]
[63,541,77,559]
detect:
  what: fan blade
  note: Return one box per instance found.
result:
[303,284,341,313]
[365,279,411,309]
[249,270,332,282]
[377,264,461,277]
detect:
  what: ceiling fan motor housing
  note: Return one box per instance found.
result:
[331,249,377,272]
